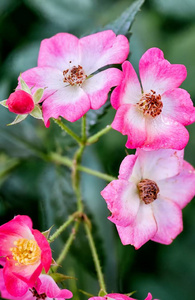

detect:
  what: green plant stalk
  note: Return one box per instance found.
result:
[82,114,87,143]
[87,124,112,144]
[53,221,80,272]
[48,214,75,243]
[49,152,116,182]
[84,222,107,293]
[72,145,85,212]
[53,118,82,145]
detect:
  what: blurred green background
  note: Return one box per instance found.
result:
[0,0,195,300]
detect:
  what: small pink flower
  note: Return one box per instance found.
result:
[6,90,35,114]
[101,149,195,249]
[0,270,73,300]
[0,215,52,297]
[111,48,195,150]
[89,292,158,300]
[19,30,129,127]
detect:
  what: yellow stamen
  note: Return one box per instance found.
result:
[10,238,41,266]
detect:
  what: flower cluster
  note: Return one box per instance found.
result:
[101,47,195,249]
[0,27,195,299]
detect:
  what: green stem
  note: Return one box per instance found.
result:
[82,114,87,142]
[53,118,82,145]
[48,214,75,243]
[72,145,85,212]
[87,125,112,144]
[49,152,116,182]
[84,222,106,292]
[53,221,80,271]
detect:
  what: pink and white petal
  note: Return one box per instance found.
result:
[82,68,122,110]
[111,61,142,109]
[161,88,195,126]
[151,197,183,244]
[139,48,187,94]
[101,180,140,227]
[37,274,73,299]
[42,86,90,126]
[144,114,189,150]
[118,154,137,181]
[0,215,34,257]
[20,67,65,101]
[38,33,80,71]
[116,201,157,249]
[106,293,136,300]
[135,148,184,181]
[79,30,129,75]
[112,104,147,149]
[32,229,52,273]
[3,261,29,297]
[157,161,195,209]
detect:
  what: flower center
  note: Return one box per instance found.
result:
[137,90,163,117]
[29,287,47,300]
[10,238,41,266]
[63,64,87,86]
[137,179,159,204]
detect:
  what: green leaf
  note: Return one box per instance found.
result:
[42,226,53,239]
[104,0,145,37]
[0,154,20,186]
[50,272,76,283]
[30,105,43,120]
[0,100,8,108]
[20,76,31,94]
[7,114,28,126]
[33,88,45,104]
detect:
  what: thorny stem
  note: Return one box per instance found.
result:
[84,222,107,293]
[87,124,112,144]
[49,153,116,182]
[48,213,80,243]
[82,114,87,143]
[53,221,80,272]
[53,118,82,145]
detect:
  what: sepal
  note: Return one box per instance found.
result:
[33,88,45,104]
[0,100,8,108]
[30,105,43,120]
[20,75,31,94]
[7,114,28,126]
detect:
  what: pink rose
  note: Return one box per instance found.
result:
[101,149,195,248]
[111,48,195,150]
[0,215,52,296]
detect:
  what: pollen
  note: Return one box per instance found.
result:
[10,238,41,266]
[137,90,163,117]
[63,65,87,86]
[29,287,47,300]
[137,178,159,204]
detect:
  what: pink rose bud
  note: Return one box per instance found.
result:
[6,90,35,114]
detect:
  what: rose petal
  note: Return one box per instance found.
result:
[151,197,183,244]
[118,154,137,181]
[83,68,122,110]
[38,33,80,71]
[42,85,90,126]
[157,161,195,209]
[37,274,73,299]
[79,30,129,75]
[139,48,187,94]
[111,61,142,109]
[144,114,189,150]
[101,180,140,227]
[135,148,184,181]
[116,201,157,249]
[112,104,147,149]
[161,88,195,126]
